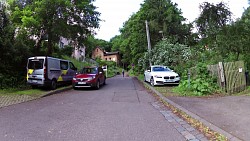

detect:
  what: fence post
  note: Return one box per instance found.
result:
[218,62,226,92]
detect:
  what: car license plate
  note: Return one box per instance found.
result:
[78,82,86,84]
[165,79,173,82]
[33,80,38,83]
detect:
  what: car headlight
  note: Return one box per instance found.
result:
[154,75,162,78]
[88,76,95,80]
[73,78,76,80]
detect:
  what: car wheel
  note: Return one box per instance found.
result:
[95,80,100,90]
[51,79,57,90]
[150,78,155,87]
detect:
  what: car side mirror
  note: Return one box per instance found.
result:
[147,70,151,72]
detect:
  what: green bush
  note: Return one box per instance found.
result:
[174,63,218,96]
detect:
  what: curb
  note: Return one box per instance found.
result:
[41,86,72,98]
[144,82,241,141]
[0,86,72,109]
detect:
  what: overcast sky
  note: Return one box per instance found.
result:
[93,0,249,41]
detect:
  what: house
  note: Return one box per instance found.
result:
[92,47,121,65]
[59,37,85,60]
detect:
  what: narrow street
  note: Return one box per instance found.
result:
[0,76,186,141]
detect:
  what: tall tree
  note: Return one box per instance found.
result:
[116,0,192,66]
[10,0,100,55]
[195,2,232,43]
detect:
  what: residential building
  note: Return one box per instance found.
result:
[92,47,121,65]
[59,37,85,60]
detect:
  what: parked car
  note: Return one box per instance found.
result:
[144,65,180,86]
[27,56,77,89]
[72,66,106,89]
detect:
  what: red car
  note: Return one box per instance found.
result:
[72,66,106,89]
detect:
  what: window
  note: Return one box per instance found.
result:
[81,68,97,74]
[60,61,68,70]
[59,42,64,48]
[28,59,44,69]
[69,62,76,70]
[152,67,170,72]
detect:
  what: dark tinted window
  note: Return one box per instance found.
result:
[81,68,97,74]
[69,62,76,70]
[28,59,44,69]
[152,67,170,72]
[60,61,68,70]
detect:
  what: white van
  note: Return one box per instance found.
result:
[27,56,77,89]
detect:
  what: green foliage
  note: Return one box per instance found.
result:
[53,45,74,58]
[10,0,100,55]
[85,36,112,57]
[174,63,218,96]
[138,40,191,74]
[195,2,232,40]
[62,55,90,71]
[112,0,192,67]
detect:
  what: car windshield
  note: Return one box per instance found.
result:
[81,68,97,74]
[152,66,171,72]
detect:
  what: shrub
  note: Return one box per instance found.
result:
[174,63,218,96]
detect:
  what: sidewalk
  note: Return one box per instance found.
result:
[0,86,72,109]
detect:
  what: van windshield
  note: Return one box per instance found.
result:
[28,59,44,69]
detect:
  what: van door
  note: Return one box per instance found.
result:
[27,58,45,85]
[68,62,77,80]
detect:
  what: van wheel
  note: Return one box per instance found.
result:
[51,80,57,90]
[95,80,100,90]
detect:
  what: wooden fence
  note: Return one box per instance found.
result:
[207,61,246,94]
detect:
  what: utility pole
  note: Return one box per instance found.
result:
[145,20,152,66]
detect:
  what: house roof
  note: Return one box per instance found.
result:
[104,51,119,56]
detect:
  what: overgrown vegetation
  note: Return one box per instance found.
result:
[173,63,218,96]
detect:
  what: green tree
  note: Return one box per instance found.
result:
[195,2,232,45]
[10,0,100,55]
[139,39,191,73]
[84,36,112,58]
[0,1,32,88]
[116,0,192,67]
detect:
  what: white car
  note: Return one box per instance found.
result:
[144,65,180,86]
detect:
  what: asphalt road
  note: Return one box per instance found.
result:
[0,75,185,141]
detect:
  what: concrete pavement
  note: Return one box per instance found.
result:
[0,75,248,140]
